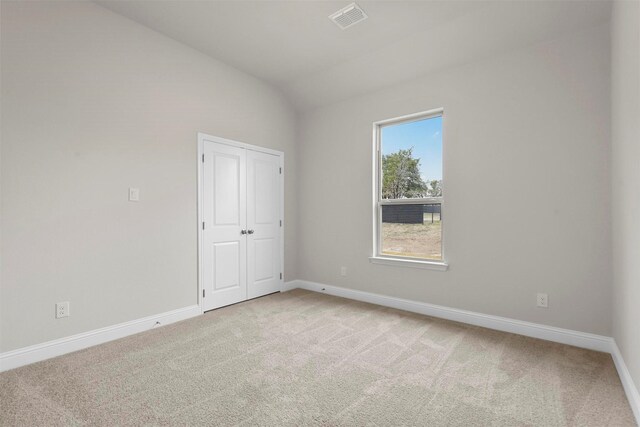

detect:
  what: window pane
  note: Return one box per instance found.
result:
[381,116,442,200]
[381,203,442,260]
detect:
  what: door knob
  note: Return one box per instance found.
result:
[247,229,255,234]
[241,230,247,235]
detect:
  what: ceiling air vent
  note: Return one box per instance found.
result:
[329,3,368,30]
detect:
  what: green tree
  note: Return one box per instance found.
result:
[381,148,427,199]
[427,180,442,197]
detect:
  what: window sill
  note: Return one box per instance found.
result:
[369,256,449,271]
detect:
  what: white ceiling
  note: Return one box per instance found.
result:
[96,0,611,111]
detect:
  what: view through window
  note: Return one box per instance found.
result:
[377,112,443,261]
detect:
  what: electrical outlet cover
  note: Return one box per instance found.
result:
[56,301,70,318]
[536,293,548,308]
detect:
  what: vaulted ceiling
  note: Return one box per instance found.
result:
[97,1,612,111]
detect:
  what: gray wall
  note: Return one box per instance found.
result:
[0,0,628,363]
[611,0,640,397]
[297,23,612,335]
[0,1,297,352]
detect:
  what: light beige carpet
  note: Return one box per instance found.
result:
[0,289,636,426]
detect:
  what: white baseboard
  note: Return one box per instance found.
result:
[284,279,640,424]
[285,280,613,351]
[281,280,299,292]
[611,341,640,422]
[3,281,638,425]
[285,279,640,423]
[0,305,201,372]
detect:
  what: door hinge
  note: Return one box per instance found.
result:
[202,154,205,163]
[202,222,205,230]
[279,167,282,174]
[203,289,205,298]
[280,272,283,280]
[279,220,282,227]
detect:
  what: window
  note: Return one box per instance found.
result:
[371,109,446,269]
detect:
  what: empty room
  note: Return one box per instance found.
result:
[1,0,639,425]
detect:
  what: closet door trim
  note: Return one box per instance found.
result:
[197,133,284,313]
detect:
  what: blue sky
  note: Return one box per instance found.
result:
[381,116,442,181]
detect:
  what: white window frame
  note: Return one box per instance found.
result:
[369,108,448,271]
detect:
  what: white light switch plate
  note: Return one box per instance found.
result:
[129,187,140,202]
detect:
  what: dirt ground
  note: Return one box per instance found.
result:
[381,214,441,260]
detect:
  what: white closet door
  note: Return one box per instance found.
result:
[202,142,247,311]
[246,149,281,299]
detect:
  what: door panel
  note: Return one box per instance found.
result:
[213,242,240,290]
[246,150,281,299]
[253,238,276,282]
[202,142,246,311]
[213,155,241,225]
[254,161,276,224]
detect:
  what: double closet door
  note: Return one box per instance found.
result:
[201,139,282,312]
